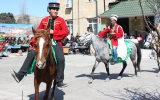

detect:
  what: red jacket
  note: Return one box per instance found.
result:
[0,42,5,51]
[98,24,124,46]
[30,16,69,48]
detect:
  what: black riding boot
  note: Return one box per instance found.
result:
[11,50,36,83]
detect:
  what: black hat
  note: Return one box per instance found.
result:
[47,2,60,12]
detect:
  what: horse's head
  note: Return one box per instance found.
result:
[144,34,152,49]
[78,32,92,43]
[32,28,51,69]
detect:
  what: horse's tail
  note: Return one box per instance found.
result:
[135,43,142,72]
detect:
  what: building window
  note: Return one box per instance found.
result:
[88,19,97,34]
[89,0,96,2]
[66,0,73,8]
[66,20,73,34]
[66,0,73,4]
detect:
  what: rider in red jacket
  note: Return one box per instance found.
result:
[11,2,69,88]
[98,14,124,65]
[37,16,68,47]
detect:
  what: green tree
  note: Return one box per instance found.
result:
[0,12,16,23]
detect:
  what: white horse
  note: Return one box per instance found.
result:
[144,31,160,76]
[144,33,152,49]
[78,32,141,83]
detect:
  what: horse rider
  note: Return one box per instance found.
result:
[11,2,69,88]
[98,14,124,65]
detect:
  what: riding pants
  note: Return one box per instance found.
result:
[52,43,65,84]
[113,46,118,62]
[18,50,36,76]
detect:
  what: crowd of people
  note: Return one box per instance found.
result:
[0,35,32,58]
[123,31,151,49]
[65,33,91,55]
[4,36,30,46]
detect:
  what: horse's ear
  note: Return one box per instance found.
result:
[32,27,36,35]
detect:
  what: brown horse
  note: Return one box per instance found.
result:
[32,28,57,100]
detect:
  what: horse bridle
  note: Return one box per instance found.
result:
[35,33,51,62]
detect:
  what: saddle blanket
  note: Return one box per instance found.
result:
[107,39,132,63]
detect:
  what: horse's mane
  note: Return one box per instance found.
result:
[95,35,107,44]
[34,29,50,40]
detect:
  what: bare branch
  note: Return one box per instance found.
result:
[18,0,30,24]
[139,0,160,54]
[138,0,152,31]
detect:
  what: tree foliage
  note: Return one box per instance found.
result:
[0,12,16,23]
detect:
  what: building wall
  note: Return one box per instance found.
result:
[129,16,145,35]
[57,0,116,36]
[101,18,109,29]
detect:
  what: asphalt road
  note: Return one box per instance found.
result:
[0,50,160,100]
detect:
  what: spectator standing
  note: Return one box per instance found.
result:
[124,33,130,39]
[75,33,80,43]
[137,33,143,48]
[17,37,22,45]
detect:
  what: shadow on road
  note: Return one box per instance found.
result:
[28,87,65,100]
[141,68,159,74]
[87,85,160,100]
[75,72,134,80]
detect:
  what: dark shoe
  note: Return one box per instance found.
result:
[11,70,24,83]
[57,82,68,88]
[110,61,116,65]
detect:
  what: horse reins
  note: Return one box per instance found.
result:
[45,42,51,60]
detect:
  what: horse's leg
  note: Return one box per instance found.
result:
[43,80,52,100]
[34,78,40,100]
[88,59,100,84]
[117,61,127,80]
[104,61,110,81]
[130,56,138,77]
[156,56,160,77]
[51,78,57,100]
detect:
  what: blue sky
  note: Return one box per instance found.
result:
[0,0,57,17]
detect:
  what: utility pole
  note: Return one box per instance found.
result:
[104,0,106,12]
[72,0,74,35]
[96,0,99,34]
[96,0,98,16]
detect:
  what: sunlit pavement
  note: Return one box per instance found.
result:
[0,49,160,100]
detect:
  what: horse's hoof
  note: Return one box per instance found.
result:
[117,76,122,80]
[156,72,160,77]
[132,75,138,78]
[105,78,110,82]
[88,78,93,84]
